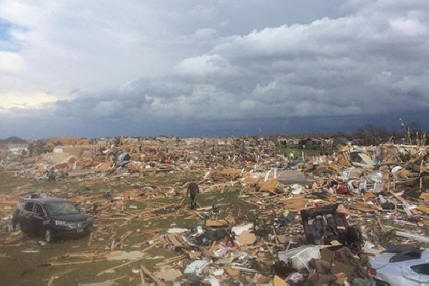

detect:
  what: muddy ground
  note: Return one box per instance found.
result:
[0,170,259,286]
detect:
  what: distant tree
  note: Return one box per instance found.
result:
[354,124,391,145]
[28,140,48,156]
[399,119,426,145]
[409,121,422,134]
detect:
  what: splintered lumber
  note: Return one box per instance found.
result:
[108,231,117,250]
[0,199,18,205]
[140,268,146,286]
[61,252,97,259]
[396,231,429,243]
[273,275,288,286]
[353,202,380,212]
[47,259,106,267]
[132,235,161,248]
[47,276,57,286]
[192,210,204,219]
[140,266,166,286]
[111,276,128,282]
[417,205,429,214]
[390,191,413,216]
[421,193,429,201]
[119,230,133,249]
[272,226,279,246]
[97,256,146,276]
[155,255,186,267]
[259,179,279,193]
[166,234,184,247]
[87,232,93,248]
[283,195,307,211]
[137,203,181,217]
[209,241,217,252]
[97,243,158,276]
[205,219,228,227]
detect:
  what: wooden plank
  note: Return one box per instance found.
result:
[140,268,146,286]
[48,259,105,266]
[97,243,158,276]
[47,276,56,286]
[141,265,166,286]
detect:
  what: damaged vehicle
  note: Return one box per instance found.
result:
[12,196,93,242]
[369,246,429,286]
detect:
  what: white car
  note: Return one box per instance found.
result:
[369,248,429,286]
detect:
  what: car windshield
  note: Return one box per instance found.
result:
[45,201,80,216]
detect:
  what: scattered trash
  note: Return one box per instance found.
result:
[231,223,253,236]
[184,259,211,275]
[204,276,220,286]
[212,269,224,276]
[167,228,189,234]
[0,136,427,285]
[395,231,429,244]
[278,245,322,271]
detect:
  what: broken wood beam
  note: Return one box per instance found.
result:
[140,265,166,286]
[97,243,158,276]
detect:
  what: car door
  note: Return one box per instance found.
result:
[31,203,47,235]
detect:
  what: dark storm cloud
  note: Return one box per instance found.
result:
[0,0,428,137]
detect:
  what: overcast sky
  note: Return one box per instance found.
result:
[0,0,428,138]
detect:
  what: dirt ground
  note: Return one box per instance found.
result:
[0,138,427,286]
[0,170,259,286]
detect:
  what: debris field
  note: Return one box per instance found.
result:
[0,136,428,285]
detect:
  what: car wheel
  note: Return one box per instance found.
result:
[44,228,53,243]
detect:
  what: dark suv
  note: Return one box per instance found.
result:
[12,196,93,242]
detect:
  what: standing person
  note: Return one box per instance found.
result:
[47,167,56,182]
[187,182,200,209]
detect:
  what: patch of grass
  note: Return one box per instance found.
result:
[0,170,30,192]
[0,169,261,285]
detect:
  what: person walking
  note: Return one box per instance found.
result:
[187,182,200,209]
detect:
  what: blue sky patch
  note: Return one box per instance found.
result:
[0,18,12,41]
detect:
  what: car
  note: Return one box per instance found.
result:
[368,246,429,286]
[12,196,93,243]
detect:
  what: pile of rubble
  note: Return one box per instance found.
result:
[0,136,427,285]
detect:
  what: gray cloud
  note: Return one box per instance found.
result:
[0,0,428,137]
